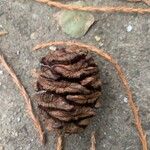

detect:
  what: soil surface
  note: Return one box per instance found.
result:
[0,0,150,150]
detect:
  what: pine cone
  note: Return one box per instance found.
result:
[35,46,102,134]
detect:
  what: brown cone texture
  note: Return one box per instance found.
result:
[35,46,101,133]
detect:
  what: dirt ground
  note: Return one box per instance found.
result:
[0,0,150,150]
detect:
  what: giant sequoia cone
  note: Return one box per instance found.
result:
[35,46,102,133]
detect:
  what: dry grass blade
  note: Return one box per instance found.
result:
[90,131,96,150]
[33,41,148,150]
[35,0,150,14]
[56,134,63,150]
[0,54,45,144]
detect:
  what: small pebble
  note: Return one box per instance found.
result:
[106,23,110,27]
[0,70,3,75]
[30,32,38,40]
[0,82,2,86]
[17,117,21,122]
[94,35,101,42]
[12,131,18,137]
[103,144,106,148]
[123,97,128,103]
[49,46,57,51]
[127,25,133,32]
[25,59,29,63]
[16,51,20,55]
[99,42,103,47]
[31,139,34,142]
[14,132,18,137]
[0,25,3,28]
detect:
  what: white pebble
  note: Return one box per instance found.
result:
[127,25,133,32]
[12,131,18,137]
[49,46,57,51]
[99,42,103,47]
[17,117,21,122]
[94,35,101,42]
[106,23,110,27]
[109,136,112,139]
[30,32,38,40]
[123,97,128,103]
[0,70,3,75]
[31,139,34,142]
[16,51,20,55]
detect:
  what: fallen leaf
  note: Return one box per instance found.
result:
[55,1,95,38]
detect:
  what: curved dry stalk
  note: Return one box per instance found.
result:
[0,54,45,144]
[90,132,96,150]
[56,133,63,150]
[34,0,150,14]
[33,41,148,150]
[0,31,8,36]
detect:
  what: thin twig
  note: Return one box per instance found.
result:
[0,31,8,36]
[56,133,63,150]
[33,41,148,150]
[90,132,96,150]
[0,54,45,144]
[34,0,150,14]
